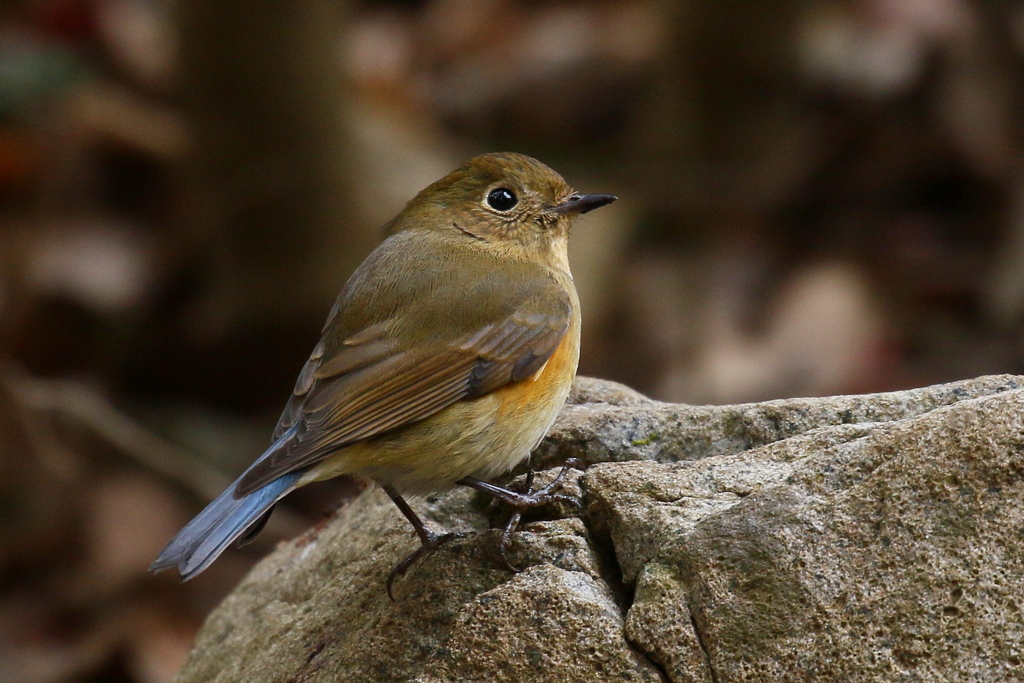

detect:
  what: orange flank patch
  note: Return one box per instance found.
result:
[496,331,578,420]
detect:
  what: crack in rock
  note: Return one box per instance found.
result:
[689,611,718,683]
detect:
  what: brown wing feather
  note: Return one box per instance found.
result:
[270,337,394,442]
[235,290,570,496]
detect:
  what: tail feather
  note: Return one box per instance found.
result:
[150,429,303,580]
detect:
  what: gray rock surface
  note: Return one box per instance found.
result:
[175,375,1024,682]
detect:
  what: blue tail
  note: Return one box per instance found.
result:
[150,431,303,580]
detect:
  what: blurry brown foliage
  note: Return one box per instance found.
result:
[3,0,1024,680]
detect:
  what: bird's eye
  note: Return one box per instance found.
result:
[486,187,518,212]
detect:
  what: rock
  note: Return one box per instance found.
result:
[415,565,662,683]
[175,375,1024,683]
[536,374,1023,469]
[585,377,1024,681]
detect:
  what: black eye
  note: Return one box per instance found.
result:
[486,187,518,211]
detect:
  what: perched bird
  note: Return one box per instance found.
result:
[150,152,616,596]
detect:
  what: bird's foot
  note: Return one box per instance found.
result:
[459,458,585,512]
[459,459,586,572]
[386,530,466,601]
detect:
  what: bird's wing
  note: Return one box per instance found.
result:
[234,233,572,496]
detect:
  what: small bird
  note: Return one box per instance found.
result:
[150,152,616,595]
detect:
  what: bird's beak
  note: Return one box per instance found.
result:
[545,193,617,216]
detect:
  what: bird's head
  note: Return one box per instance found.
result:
[385,152,616,269]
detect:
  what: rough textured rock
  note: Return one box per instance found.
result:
[175,375,1024,683]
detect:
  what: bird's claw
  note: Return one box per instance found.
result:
[498,511,523,572]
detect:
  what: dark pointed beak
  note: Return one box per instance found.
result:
[545,193,618,216]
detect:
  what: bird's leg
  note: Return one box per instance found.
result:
[458,459,584,571]
[381,484,463,600]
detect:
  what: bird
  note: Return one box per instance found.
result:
[150,152,617,596]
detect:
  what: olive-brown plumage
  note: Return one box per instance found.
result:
[151,152,616,591]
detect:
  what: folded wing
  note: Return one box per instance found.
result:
[235,240,571,496]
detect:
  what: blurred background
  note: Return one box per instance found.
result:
[3,0,1024,680]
